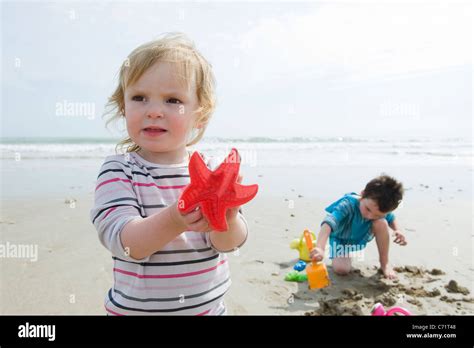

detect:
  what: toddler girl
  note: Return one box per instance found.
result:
[90,33,248,315]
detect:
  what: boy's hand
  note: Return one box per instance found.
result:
[310,247,325,262]
[393,230,407,246]
[381,264,397,280]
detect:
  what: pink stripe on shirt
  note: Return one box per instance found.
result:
[115,268,227,291]
[196,309,211,316]
[96,178,187,191]
[113,259,227,279]
[105,306,124,316]
[102,207,117,220]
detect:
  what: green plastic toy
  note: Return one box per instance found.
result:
[284,271,308,282]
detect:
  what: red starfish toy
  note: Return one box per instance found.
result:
[178,148,258,232]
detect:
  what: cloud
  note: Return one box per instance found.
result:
[237,2,472,85]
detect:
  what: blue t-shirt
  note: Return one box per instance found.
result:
[321,192,395,258]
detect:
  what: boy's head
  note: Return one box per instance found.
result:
[104,32,216,154]
[359,175,404,220]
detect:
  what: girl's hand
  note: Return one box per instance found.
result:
[393,230,407,246]
[225,174,243,227]
[181,207,212,232]
[171,202,211,233]
[173,175,244,233]
[184,204,241,233]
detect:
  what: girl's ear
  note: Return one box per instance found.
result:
[360,190,365,196]
[194,119,206,130]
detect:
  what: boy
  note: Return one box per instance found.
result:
[311,175,407,279]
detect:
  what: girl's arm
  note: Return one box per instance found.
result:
[209,212,247,252]
[208,175,249,252]
[120,202,187,260]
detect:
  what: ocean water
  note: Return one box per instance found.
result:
[0,136,472,201]
[1,136,472,167]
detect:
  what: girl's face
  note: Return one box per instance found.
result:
[124,61,200,164]
[359,197,386,220]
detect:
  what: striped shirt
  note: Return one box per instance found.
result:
[90,151,247,315]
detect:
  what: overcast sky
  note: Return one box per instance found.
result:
[1,0,472,139]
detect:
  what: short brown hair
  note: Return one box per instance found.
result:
[362,174,404,213]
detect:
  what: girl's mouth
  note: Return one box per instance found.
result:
[143,127,167,137]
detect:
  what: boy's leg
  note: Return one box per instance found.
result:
[332,256,351,275]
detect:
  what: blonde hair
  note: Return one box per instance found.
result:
[103,32,216,154]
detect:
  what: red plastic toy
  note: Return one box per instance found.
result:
[178,148,259,232]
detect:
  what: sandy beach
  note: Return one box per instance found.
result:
[1,0,472,321]
[1,146,472,315]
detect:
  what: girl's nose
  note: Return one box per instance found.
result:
[146,102,165,119]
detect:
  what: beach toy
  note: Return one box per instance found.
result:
[293,260,306,272]
[303,229,330,290]
[371,303,411,316]
[178,148,258,232]
[284,271,308,282]
[290,231,316,261]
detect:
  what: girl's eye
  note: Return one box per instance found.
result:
[132,96,145,102]
[167,98,182,104]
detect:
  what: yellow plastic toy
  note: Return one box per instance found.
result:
[290,230,316,262]
[303,229,330,290]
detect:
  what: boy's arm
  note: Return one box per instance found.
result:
[388,217,400,231]
[120,202,187,260]
[311,223,332,261]
[388,217,407,246]
[312,197,353,260]
[315,223,332,251]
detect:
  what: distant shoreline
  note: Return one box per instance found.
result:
[0,136,472,144]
